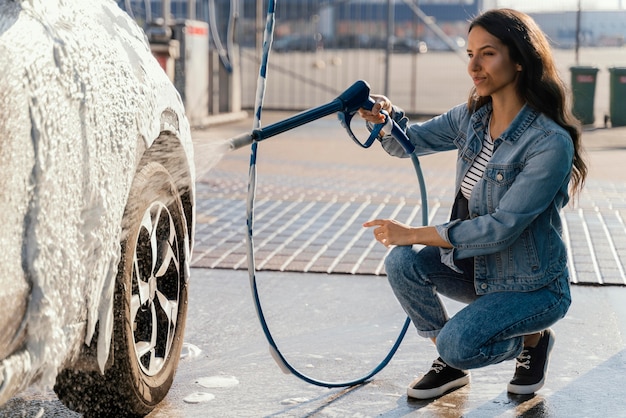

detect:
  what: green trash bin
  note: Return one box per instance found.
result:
[609,67,626,127]
[570,66,599,125]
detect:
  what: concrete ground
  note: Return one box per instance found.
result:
[154,268,626,417]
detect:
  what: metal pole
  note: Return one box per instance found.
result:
[384,0,394,97]
[163,0,171,25]
[575,0,581,65]
[257,0,264,64]
[410,1,418,111]
[188,0,196,20]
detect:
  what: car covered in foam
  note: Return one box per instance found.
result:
[0,0,195,415]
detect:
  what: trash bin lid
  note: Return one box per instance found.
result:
[570,65,599,74]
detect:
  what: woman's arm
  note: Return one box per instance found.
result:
[363,219,453,248]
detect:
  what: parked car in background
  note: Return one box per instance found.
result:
[325,35,428,53]
[0,0,195,416]
[422,35,466,51]
[390,37,428,54]
[273,33,322,52]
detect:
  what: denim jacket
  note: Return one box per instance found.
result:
[379,102,574,295]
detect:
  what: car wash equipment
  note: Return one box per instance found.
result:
[228,79,428,388]
[234,0,428,390]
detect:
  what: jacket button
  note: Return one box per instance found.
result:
[480,283,488,290]
[496,173,504,181]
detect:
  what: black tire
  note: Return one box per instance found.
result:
[55,161,190,417]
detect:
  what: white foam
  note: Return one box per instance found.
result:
[196,375,240,389]
[180,343,202,360]
[280,397,309,405]
[183,392,216,404]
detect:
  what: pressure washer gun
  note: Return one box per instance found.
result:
[235,80,428,388]
[227,79,415,155]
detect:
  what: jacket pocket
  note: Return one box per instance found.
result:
[484,164,522,187]
[483,164,523,211]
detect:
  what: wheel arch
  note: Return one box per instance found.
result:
[139,130,195,252]
[61,107,195,374]
[148,107,195,250]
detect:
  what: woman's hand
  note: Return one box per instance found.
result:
[358,94,392,125]
[363,219,453,249]
[362,219,417,247]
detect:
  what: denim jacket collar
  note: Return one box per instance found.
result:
[470,102,540,144]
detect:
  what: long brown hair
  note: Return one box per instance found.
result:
[467,8,587,196]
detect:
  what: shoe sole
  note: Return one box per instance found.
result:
[507,329,555,395]
[407,374,470,400]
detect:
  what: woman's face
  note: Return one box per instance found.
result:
[467,25,521,100]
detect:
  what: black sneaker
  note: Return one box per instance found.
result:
[407,357,470,399]
[507,329,555,395]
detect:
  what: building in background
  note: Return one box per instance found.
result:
[531,10,626,48]
[116,0,625,117]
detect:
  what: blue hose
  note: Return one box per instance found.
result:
[244,2,429,388]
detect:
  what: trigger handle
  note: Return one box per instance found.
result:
[364,98,416,155]
[339,96,385,148]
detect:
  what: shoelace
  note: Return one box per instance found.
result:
[430,358,447,374]
[515,350,531,370]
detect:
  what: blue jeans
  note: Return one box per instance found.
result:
[385,245,571,370]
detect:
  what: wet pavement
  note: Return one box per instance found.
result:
[4,268,625,417]
[3,115,626,416]
[179,110,626,417]
[154,268,626,417]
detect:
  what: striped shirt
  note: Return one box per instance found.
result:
[461,123,494,200]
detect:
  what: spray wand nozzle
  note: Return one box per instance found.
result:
[227,79,415,155]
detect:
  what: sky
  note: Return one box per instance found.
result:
[484,0,625,12]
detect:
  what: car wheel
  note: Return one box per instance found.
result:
[55,161,190,417]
